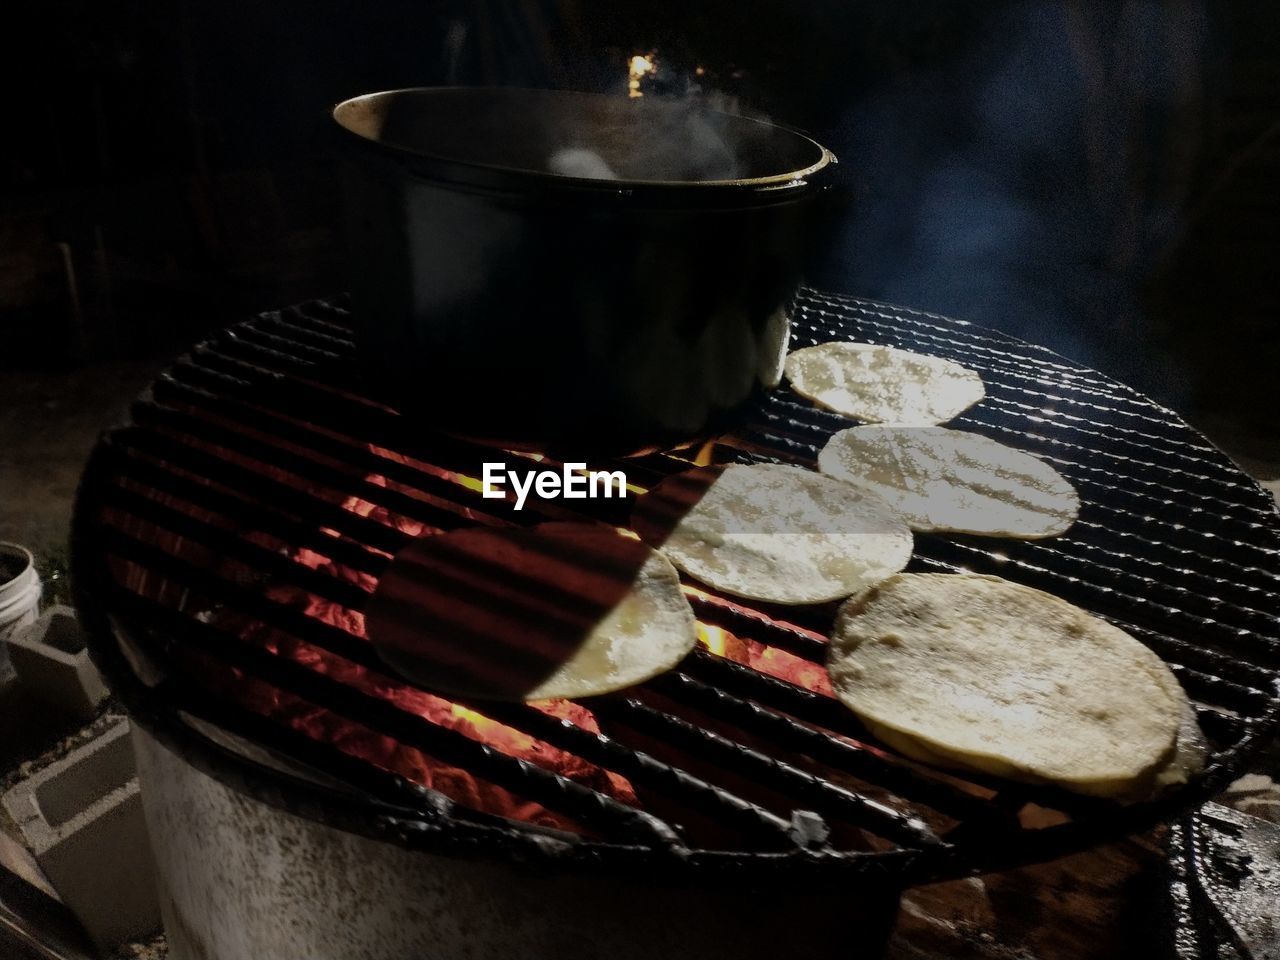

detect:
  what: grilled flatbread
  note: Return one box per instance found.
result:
[827,573,1186,797]
[366,523,697,701]
[818,425,1078,538]
[638,463,913,605]
[785,342,984,424]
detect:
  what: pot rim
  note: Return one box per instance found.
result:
[332,86,836,196]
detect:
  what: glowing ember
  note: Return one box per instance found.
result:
[691,438,718,467]
[128,446,644,829]
[684,587,835,696]
[451,473,485,495]
[271,490,640,823]
[230,588,640,829]
[112,427,840,835]
[451,702,524,740]
[705,625,833,696]
[697,623,728,657]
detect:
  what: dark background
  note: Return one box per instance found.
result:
[2,0,1277,460]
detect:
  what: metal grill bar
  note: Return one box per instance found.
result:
[277,299,354,334]
[724,476,1279,707]
[796,315,1273,504]
[649,662,1006,827]
[111,432,409,558]
[730,431,1280,640]
[72,290,1280,883]
[745,401,1280,563]
[99,476,374,609]
[459,700,800,844]
[168,347,656,513]
[588,695,941,848]
[94,441,968,845]
[904,552,1275,716]
[758,393,1277,533]
[685,593,829,662]
[105,586,683,846]
[130,400,518,532]
[156,679,459,820]
[260,311,356,350]
[795,301,1213,432]
[675,650,1102,819]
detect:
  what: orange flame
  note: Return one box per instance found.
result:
[628,53,656,98]
[147,436,840,834]
[691,438,719,467]
[685,594,835,696]
[697,623,728,656]
[213,454,643,829]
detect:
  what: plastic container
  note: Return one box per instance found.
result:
[0,543,42,667]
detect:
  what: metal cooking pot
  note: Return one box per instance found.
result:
[333,87,836,448]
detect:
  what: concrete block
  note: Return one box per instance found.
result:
[0,828,57,899]
[2,718,161,951]
[8,605,108,720]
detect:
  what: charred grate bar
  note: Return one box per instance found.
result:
[70,289,1280,884]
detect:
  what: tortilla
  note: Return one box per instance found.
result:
[638,462,913,605]
[785,342,985,424]
[365,522,697,701]
[818,425,1079,538]
[827,573,1187,797]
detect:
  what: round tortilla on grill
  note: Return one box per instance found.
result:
[827,573,1187,798]
[365,522,697,701]
[785,342,985,424]
[818,425,1079,539]
[635,462,913,605]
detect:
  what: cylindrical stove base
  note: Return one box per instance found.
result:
[132,726,901,959]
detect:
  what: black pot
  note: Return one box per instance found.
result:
[333,87,836,449]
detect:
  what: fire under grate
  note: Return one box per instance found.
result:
[70,288,1280,885]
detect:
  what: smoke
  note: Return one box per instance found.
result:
[543,52,757,182]
[822,1,1210,405]
[548,147,619,180]
[444,19,468,86]
[546,101,744,182]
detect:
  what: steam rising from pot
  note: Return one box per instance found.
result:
[543,50,753,182]
[546,107,745,182]
[548,147,619,180]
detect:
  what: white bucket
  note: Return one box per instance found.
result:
[0,543,42,660]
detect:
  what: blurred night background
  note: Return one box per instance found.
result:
[2,0,1279,560]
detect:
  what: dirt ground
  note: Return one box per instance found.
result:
[1,362,164,568]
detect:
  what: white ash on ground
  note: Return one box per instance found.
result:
[114,933,167,959]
